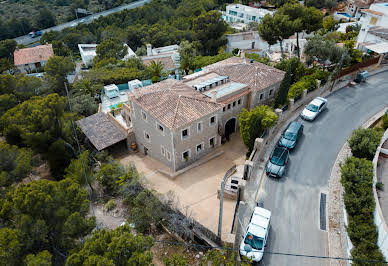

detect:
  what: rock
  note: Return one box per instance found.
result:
[195,254,200,259]
[199,252,203,256]
[164,252,168,255]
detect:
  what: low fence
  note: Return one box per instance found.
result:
[335,56,380,79]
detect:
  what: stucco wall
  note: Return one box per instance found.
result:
[130,101,175,170]
[220,94,249,133]
[172,110,222,171]
[250,81,281,108]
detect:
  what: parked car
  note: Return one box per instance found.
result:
[354,70,369,83]
[301,97,328,121]
[240,207,271,262]
[28,31,42,38]
[266,146,289,178]
[279,121,304,150]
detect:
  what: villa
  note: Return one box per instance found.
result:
[77,56,285,172]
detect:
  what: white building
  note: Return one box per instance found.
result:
[78,43,136,68]
[141,44,180,72]
[357,3,388,46]
[224,4,273,24]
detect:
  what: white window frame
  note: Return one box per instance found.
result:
[196,142,204,154]
[161,145,165,156]
[142,111,147,121]
[209,115,217,127]
[197,122,203,133]
[181,127,190,140]
[144,131,151,142]
[209,136,216,148]
[182,149,191,162]
[156,123,164,135]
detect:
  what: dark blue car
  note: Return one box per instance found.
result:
[278,121,303,150]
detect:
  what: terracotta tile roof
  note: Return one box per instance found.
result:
[76,112,127,151]
[361,9,384,16]
[133,80,222,129]
[219,89,251,104]
[205,57,285,92]
[13,44,54,65]
[142,56,177,70]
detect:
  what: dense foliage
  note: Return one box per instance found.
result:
[348,128,383,160]
[239,105,278,153]
[341,157,386,265]
[0,142,32,186]
[0,178,95,265]
[41,0,229,56]
[66,225,154,265]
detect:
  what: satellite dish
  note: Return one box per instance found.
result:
[244,244,253,253]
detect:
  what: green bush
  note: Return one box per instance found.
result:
[382,113,388,130]
[288,81,305,99]
[376,182,384,191]
[340,157,386,265]
[245,53,270,65]
[348,128,383,160]
[104,199,116,212]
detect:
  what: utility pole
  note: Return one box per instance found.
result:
[329,50,348,92]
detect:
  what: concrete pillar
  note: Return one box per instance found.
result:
[146,43,152,56]
[302,89,308,100]
[275,108,283,124]
[289,98,295,110]
[254,138,264,152]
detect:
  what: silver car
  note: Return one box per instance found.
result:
[301,97,328,121]
[266,146,289,178]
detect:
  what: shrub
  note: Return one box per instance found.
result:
[382,113,388,130]
[163,254,188,266]
[340,157,386,265]
[376,182,384,191]
[288,81,305,99]
[348,128,383,160]
[104,199,116,212]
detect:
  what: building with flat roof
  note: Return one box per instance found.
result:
[78,43,136,67]
[224,4,273,24]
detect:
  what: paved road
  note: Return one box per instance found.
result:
[14,0,151,46]
[242,72,388,266]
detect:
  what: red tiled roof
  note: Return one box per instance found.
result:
[13,44,54,65]
[205,57,285,92]
[133,80,222,129]
[142,56,176,70]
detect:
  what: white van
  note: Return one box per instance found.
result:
[240,207,271,262]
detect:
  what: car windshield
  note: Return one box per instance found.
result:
[244,232,264,250]
[283,131,296,141]
[306,104,319,112]
[270,147,287,166]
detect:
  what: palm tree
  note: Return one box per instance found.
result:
[148,60,164,82]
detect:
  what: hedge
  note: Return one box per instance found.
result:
[341,156,386,265]
[287,76,318,100]
[348,128,384,160]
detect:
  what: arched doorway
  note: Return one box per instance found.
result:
[225,118,236,141]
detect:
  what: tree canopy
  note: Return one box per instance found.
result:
[348,128,383,160]
[0,178,95,265]
[95,38,129,62]
[239,105,278,152]
[66,225,154,266]
[44,56,75,96]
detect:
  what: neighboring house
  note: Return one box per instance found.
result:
[224,4,273,24]
[357,3,388,45]
[141,44,180,73]
[226,32,307,60]
[78,43,136,68]
[77,56,284,172]
[13,44,54,73]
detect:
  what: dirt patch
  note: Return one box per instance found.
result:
[23,160,53,183]
[93,198,127,229]
[151,232,203,266]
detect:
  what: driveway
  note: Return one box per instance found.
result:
[14,0,151,46]
[119,132,247,240]
[248,72,388,265]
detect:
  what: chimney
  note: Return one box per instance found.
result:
[210,90,217,102]
[146,44,152,56]
[240,50,245,58]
